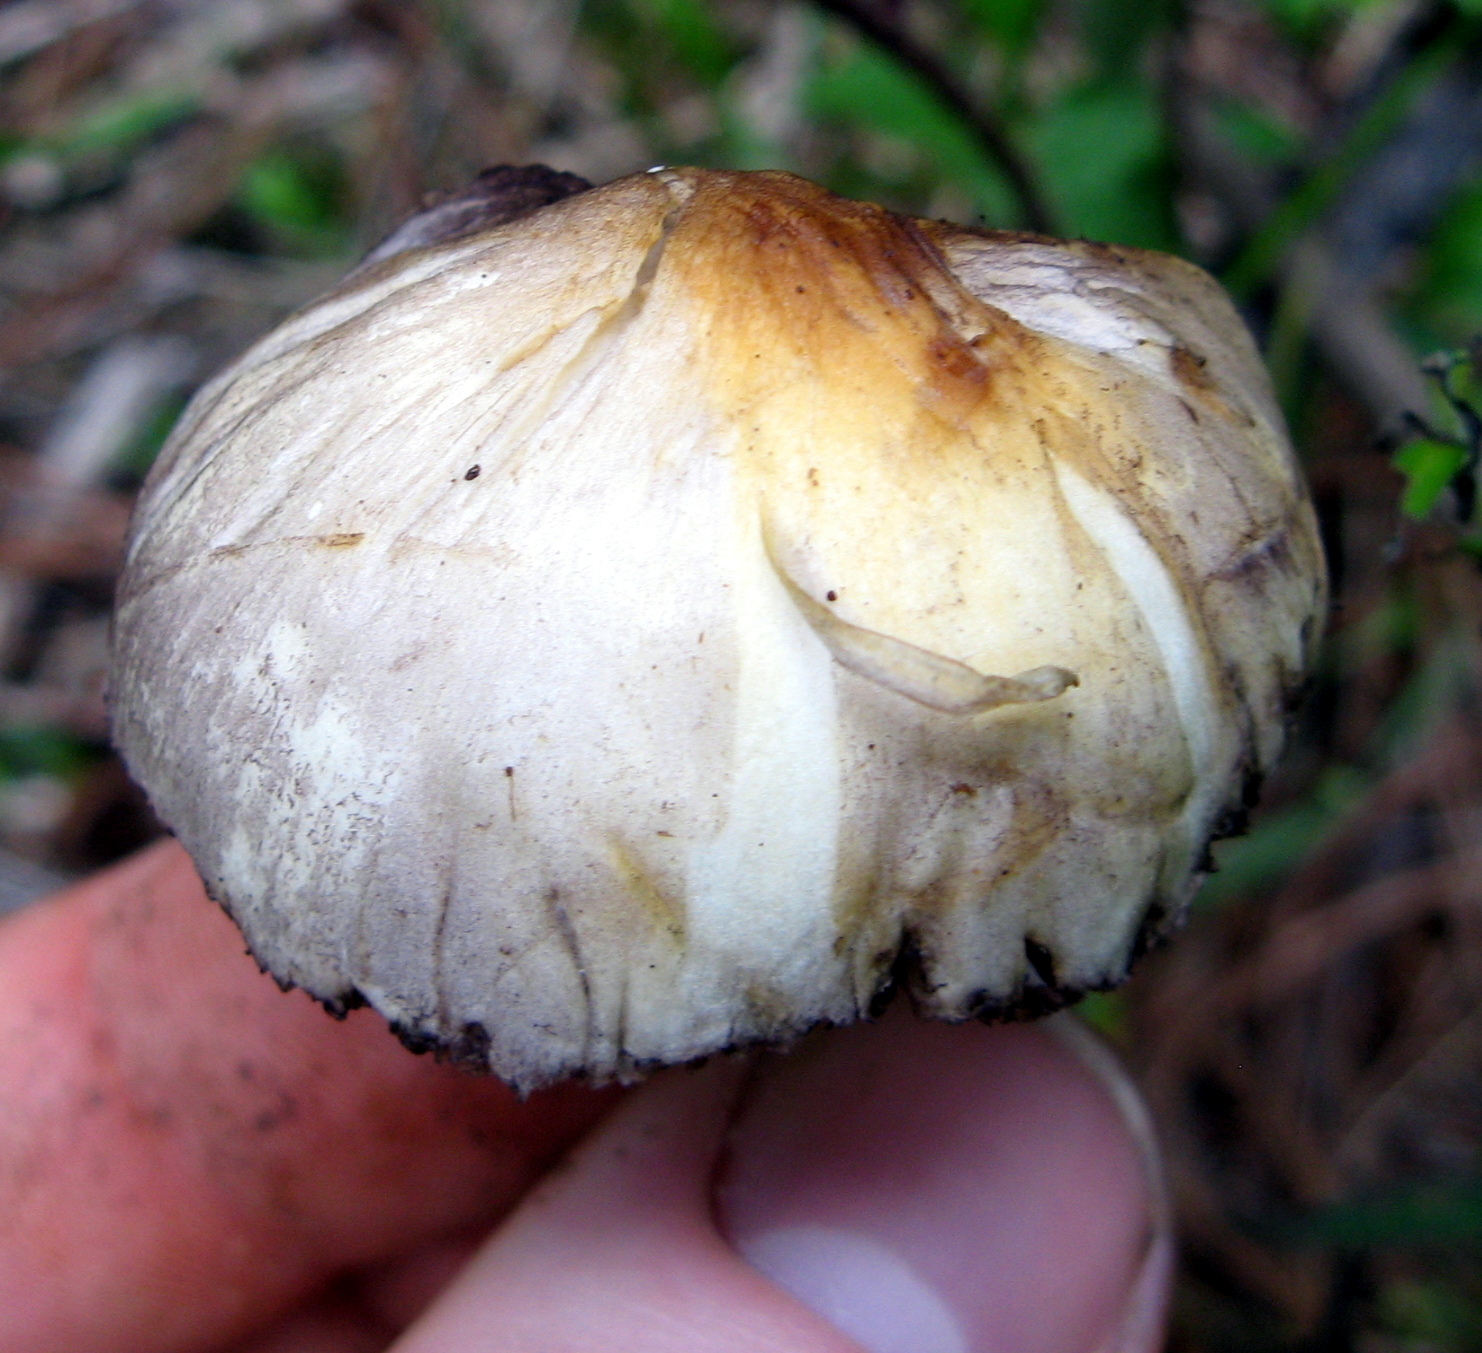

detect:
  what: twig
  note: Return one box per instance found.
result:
[0,336,194,667]
[33,335,193,491]
[0,0,138,67]
[809,0,1054,234]
[1335,1000,1482,1178]
[1282,235,1433,433]
[1221,27,1461,299]
[1240,851,1469,1006]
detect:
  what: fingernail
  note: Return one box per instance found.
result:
[737,1223,969,1353]
[717,1007,1160,1353]
[1047,1014,1174,1353]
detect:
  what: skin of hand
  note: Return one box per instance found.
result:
[0,840,1171,1353]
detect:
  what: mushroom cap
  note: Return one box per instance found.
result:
[111,168,1325,1091]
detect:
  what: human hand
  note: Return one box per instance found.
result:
[0,840,1169,1353]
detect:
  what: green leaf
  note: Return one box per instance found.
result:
[1257,0,1383,42]
[1411,179,1482,340]
[56,89,199,162]
[1075,0,1173,79]
[0,727,94,782]
[113,392,186,481]
[583,0,738,100]
[1194,766,1367,910]
[1356,581,1421,654]
[1212,100,1304,167]
[239,152,334,233]
[957,0,1044,56]
[1292,1177,1482,1248]
[1376,1280,1482,1348]
[236,147,351,256]
[1368,634,1474,767]
[632,0,737,83]
[1026,81,1175,247]
[1224,34,1459,297]
[1075,991,1127,1040]
[1394,436,1469,520]
[805,40,1018,224]
[0,90,199,178]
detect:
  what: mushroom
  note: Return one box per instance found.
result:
[110,166,1325,1092]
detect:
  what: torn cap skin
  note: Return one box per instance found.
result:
[110,167,1325,1093]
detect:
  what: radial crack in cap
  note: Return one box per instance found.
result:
[110,166,1326,1092]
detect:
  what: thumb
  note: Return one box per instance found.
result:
[720,1009,1168,1353]
[390,1053,858,1352]
[391,1006,1167,1353]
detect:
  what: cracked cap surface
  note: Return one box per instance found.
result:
[111,168,1325,1091]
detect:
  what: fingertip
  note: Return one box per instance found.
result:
[393,1009,1167,1353]
[395,1055,861,1353]
[1047,1016,1172,1353]
[718,1007,1160,1353]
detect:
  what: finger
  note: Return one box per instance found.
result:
[0,841,618,1353]
[219,1289,392,1353]
[354,1230,485,1332]
[226,1230,488,1353]
[1042,1016,1173,1353]
[391,1007,1164,1353]
[391,1055,862,1352]
[720,1009,1166,1353]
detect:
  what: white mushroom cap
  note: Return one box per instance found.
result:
[110,167,1325,1091]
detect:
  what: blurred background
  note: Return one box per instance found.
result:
[0,0,1479,1347]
